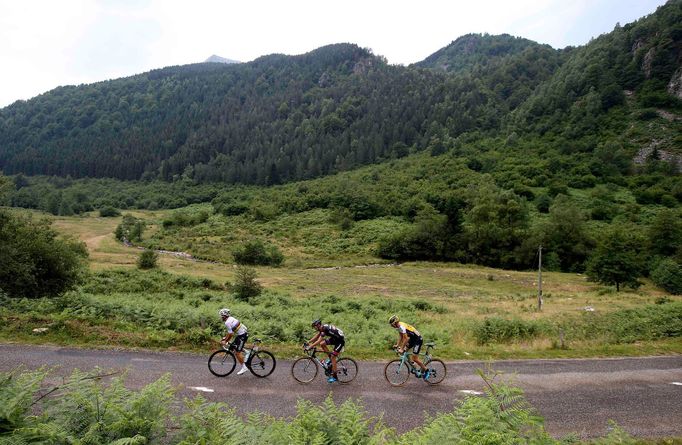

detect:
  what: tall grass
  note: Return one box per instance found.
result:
[1,268,681,356]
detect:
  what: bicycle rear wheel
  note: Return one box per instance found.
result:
[291,357,318,383]
[248,350,276,378]
[384,359,410,386]
[424,358,446,385]
[335,357,358,384]
[208,350,237,377]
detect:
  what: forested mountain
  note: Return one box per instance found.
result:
[0,1,680,185]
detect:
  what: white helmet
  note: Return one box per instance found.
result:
[218,308,231,317]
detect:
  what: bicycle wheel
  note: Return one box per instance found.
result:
[291,357,318,383]
[335,357,358,384]
[384,359,410,386]
[208,350,237,377]
[248,350,276,378]
[424,358,447,385]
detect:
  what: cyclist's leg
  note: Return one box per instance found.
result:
[410,337,426,371]
[330,339,344,376]
[233,333,248,364]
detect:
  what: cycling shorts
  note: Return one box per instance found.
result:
[230,333,249,352]
[406,336,423,355]
[325,337,345,355]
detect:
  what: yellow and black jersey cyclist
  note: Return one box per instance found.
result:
[306,319,345,383]
[389,315,430,380]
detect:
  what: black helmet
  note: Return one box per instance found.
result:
[311,319,322,327]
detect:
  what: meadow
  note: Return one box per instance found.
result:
[1,208,680,360]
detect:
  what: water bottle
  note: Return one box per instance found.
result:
[244,350,251,362]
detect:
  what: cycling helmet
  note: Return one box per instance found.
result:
[389,315,399,325]
[219,308,231,318]
[311,319,322,327]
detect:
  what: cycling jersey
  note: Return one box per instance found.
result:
[321,324,344,342]
[224,316,247,336]
[397,321,421,339]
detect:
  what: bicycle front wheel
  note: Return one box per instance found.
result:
[336,357,358,384]
[425,358,447,385]
[208,350,237,377]
[291,357,318,383]
[384,359,410,386]
[248,350,276,378]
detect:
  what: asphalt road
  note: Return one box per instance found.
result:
[1,343,680,439]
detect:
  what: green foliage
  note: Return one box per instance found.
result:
[115,215,145,243]
[0,210,88,298]
[586,227,646,291]
[1,369,174,444]
[651,259,682,295]
[232,240,284,266]
[2,366,654,444]
[0,369,47,434]
[377,205,452,261]
[230,266,263,301]
[137,249,159,270]
[99,206,122,217]
[648,209,682,257]
[399,369,557,444]
[474,318,547,345]
[537,195,593,272]
[163,209,209,228]
[463,182,529,269]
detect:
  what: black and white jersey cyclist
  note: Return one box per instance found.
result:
[219,308,249,375]
[306,320,345,383]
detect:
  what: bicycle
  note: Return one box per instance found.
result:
[208,337,276,378]
[383,342,446,386]
[291,344,358,384]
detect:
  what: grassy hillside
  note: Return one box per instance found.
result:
[2,208,680,359]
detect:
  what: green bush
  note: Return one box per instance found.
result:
[231,266,262,301]
[115,214,145,242]
[137,249,159,269]
[162,209,209,228]
[232,240,284,266]
[0,210,88,298]
[99,206,121,217]
[474,317,546,345]
[651,259,682,294]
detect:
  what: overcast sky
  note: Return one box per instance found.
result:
[0,0,668,108]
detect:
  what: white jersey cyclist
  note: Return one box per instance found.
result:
[224,316,248,336]
[218,308,249,375]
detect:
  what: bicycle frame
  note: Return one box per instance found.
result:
[224,338,262,364]
[394,344,435,376]
[304,347,334,370]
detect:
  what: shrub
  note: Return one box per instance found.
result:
[115,214,145,242]
[474,317,545,345]
[137,249,159,269]
[232,240,284,266]
[0,210,87,298]
[651,259,682,294]
[99,206,121,217]
[231,266,262,301]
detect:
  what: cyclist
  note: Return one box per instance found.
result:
[306,319,345,383]
[219,308,249,375]
[389,315,429,380]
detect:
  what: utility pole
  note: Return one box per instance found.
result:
[538,245,543,311]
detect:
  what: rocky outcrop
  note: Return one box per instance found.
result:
[668,66,682,99]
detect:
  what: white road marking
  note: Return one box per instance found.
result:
[189,386,215,393]
[459,390,483,395]
[671,382,682,386]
